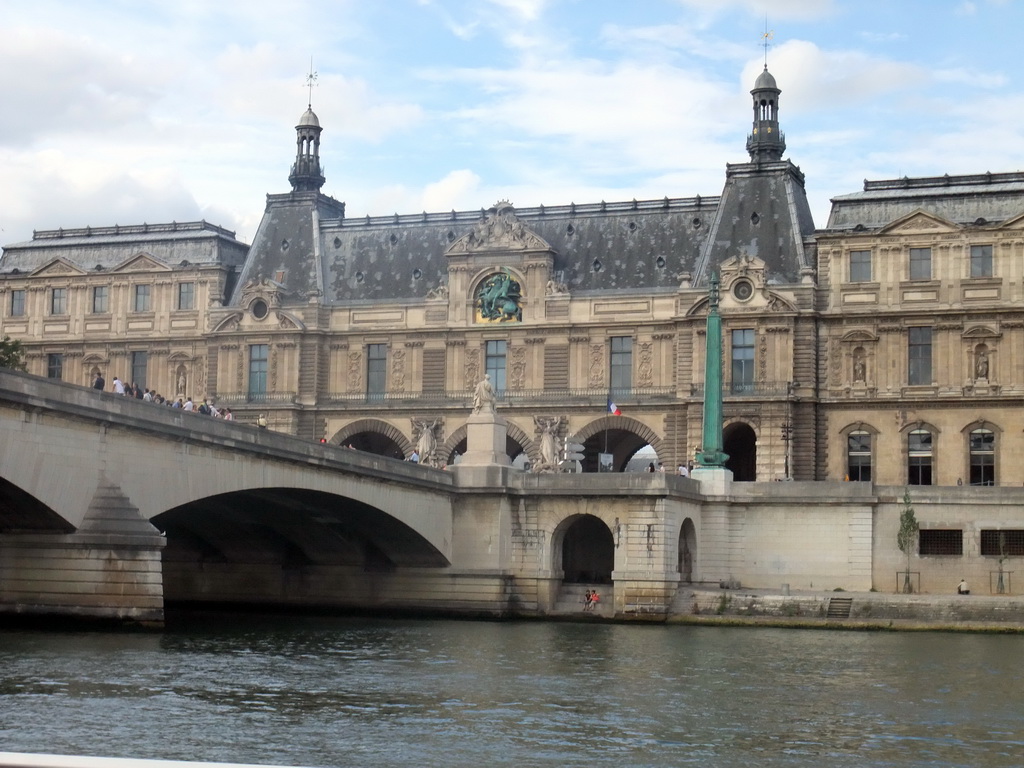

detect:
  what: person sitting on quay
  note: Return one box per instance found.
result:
[957,579,970,595]
[583,590,592,611]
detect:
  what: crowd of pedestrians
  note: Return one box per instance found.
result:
[93,372,234,420]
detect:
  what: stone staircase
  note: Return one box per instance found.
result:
[826,596,853,619]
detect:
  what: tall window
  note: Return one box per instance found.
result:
[131,352,148,390]
[908,327,932,385]
[909,247,932,280]
[248,344,268,397]
[367,343,387,399]
[609,336,632,394]
[47,353,63,380]
[51,288,67,315]
[847,431,872,482]
[849,250,872,282]
[731,328,755,393]
[177,282,195,310]
[10,289,26,317]
[970,244,993,278]
[92,286,109,314]
[908,429,933,485]
[969,428,995,486]
[134,284,151,312]
[485,340,507,393]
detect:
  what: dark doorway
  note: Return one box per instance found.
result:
[724,422,757,481]
[560,515,614,583]
[678,518,696,583]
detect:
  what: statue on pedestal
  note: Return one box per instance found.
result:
[473,374,496,414]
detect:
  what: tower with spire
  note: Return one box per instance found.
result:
[746,66,786,162]
[692,62,815,285]
[289,106,325,192]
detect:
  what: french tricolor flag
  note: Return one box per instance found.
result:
[608,400,621,416]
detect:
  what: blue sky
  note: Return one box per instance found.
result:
[1,0,1021,247]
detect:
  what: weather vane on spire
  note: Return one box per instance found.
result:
[762,20,774,68]
[305,58,318,109]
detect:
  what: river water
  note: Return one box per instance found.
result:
[1,614,1021,768]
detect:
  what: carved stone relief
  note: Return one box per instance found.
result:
[637,342,654,387]
[464,348,481,390]
[509,345,526,390]
[347,351,362,392]
[391,348,406,392]
[588,344,605,388]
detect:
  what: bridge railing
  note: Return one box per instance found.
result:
[0,753,317,768]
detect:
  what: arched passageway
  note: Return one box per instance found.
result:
[559,515,614,584]
[724,422,757,481]
[678,518,696,583]
[342,431,404,459]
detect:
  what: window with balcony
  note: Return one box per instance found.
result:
[908,428,933,485]
[133,284,151,313]
[847,430,872,482]
[367,343,387,400]
[969,428,995,486]
[47,353,63,380]
[970,244,993,278]
[51,288,67,315]
[909,247,932,280]
[849,250,872,282]
[485,340,507,393]
[10,289,26,317]
[731,328,755,393]
[609,336,632,395]
[177,282,195,310]
[249,344,268,397]
[908,327,932,385]
[92,286,109,314]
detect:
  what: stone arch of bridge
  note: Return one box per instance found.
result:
[332,418,410,459]
[154,486,450,577]
[572,415,664,472]
[551,513,615,584]
[0,475,76,534]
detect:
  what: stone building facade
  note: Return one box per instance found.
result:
[2,67,1023,495]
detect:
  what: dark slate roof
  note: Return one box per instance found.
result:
[316,197,719,304]
[694,161,815,284]
[0,221,248,274]
[825,172,1024,231]
[229,191,346,304]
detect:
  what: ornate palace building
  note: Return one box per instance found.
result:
[3,68,1024,488]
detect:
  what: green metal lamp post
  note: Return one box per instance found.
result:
[697,272,729,468]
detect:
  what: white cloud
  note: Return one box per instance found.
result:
[422,170,483,211]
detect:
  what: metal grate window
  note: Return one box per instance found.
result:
[919,529,963,556]
[980,530,1024,557]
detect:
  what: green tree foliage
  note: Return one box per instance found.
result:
[0,335,26,371]
[896,488,919,593]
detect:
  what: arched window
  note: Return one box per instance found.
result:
[908,429,933,485]
[969,428,995,486]
[847,431,872,481]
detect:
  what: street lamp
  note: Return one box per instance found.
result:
[781,422,793,480]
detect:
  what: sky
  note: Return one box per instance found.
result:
[1,0,1022,248]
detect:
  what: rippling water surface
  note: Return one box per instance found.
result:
[1,615,1021,767]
